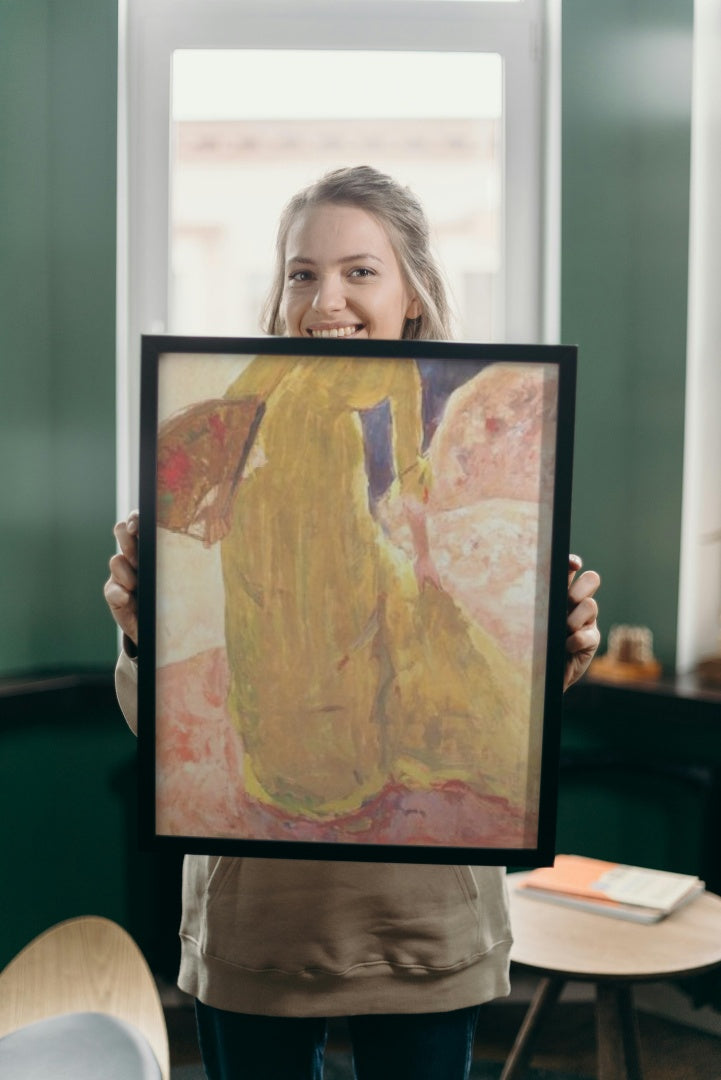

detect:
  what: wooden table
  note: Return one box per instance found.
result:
[503,873,721,1080]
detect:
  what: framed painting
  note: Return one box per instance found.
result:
[138,335,576,865]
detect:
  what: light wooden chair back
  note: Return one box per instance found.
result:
[0,915,169,1080]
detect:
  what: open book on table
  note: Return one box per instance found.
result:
[514,854,705,924]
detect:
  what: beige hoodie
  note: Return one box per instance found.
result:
[116,650,512,1016]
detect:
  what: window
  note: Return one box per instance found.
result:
[169,49,503,340]
[118,0,557,508]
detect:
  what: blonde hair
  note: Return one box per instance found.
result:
[262,166,453,341]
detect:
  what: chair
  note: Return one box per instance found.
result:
[0,915,170,1079]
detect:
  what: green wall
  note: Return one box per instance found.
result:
[0,0,130,970]
[0,0,118,676]
[0,683,183,974]
[1,687,133,967]
[562,0,693,669]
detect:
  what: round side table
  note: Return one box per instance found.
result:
[503,872,721,1080]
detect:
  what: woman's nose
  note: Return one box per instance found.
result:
[312,274,345,314]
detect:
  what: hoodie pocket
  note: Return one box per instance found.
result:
[454,864,480,907]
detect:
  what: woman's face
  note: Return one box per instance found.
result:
[281,203,421,341]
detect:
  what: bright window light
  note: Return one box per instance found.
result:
[172,50,502,121]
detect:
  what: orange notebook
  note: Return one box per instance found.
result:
[515,855,704,923]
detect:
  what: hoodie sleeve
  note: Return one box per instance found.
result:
[115,645,139,736]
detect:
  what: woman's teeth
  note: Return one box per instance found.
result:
[310,325,360,338]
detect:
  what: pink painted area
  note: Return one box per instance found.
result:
[155,648,537,849]
[156,648,245,835]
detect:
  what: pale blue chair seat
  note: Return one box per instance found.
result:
[0,1011,162,1079]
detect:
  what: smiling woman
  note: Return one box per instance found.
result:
[282,205,421,340]
[263,167,452,342]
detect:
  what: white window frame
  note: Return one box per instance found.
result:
[676,0,721,674]
[117,0,558,511]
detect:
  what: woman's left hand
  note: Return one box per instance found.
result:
[564,554,601,691]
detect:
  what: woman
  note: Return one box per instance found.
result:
[106,166,601,1080]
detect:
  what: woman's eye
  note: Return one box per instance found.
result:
[288,270,313,283]
[349,267,375,279]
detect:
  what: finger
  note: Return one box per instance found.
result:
[566,594,599,634]
[103,580,138,641]
[568,569,601,607]
[113,523,139,567]
[103,577,133,612]
[113,513,139,567]
[568,553,583,588]
[108,552,137,593]
[566,623,601,656]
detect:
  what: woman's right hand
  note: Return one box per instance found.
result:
[104,510,139,647]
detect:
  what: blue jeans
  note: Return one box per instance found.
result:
[195,1000,481,1080]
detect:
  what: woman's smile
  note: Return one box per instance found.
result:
[306,323,365,339]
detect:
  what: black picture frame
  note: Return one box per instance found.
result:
[138,335,576,865]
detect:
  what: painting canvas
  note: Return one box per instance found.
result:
[138,336,576,864]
